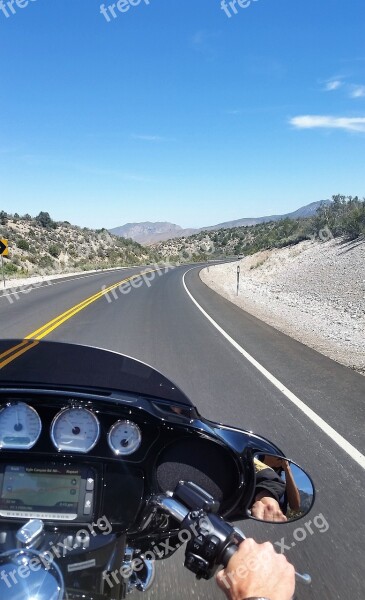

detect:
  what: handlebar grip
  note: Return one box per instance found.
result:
[221,543,239,568]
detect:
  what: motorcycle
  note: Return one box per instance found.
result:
[0,339,315,599]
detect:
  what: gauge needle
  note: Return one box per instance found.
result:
[64,415,76,427]
[14,406,22,432]
[122,434,133,445]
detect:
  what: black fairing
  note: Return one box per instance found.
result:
[0,339,192,405]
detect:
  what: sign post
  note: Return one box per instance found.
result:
[0,239,9,289]
[237,265,240,296]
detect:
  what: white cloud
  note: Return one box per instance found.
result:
[290,115,365,133]
[324,80,342,91]
[350,85,365,98]
[190,30,220,58]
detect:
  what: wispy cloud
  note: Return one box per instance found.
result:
[18,154,152,181]
[322,75,365,99]
[290,115,365,133]
[131,134,171,142]
[350,85,365,98]
[224,109,242,115]
[324,79,343,92]
[190,30,220,58]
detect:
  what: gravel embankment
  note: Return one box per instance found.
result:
[200,238,365,374]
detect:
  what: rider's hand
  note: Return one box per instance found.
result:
[251,494,288,523]
[216,538,295,600]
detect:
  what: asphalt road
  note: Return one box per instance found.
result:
[0,264,364,600]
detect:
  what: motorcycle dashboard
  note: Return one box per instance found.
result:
[0,388,250,530]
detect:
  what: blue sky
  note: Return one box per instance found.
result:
[0,0,364,229]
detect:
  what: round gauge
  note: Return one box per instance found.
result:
[108,420,142,456]
[0,402,42,450]
[51,407,100,453]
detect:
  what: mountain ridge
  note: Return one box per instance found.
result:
[110,201,330,245]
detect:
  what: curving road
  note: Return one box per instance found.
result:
[0,263,364,600]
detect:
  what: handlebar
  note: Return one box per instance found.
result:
[153,488,311,586]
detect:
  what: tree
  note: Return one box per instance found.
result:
[36,212,53,228]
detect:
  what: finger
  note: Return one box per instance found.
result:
[216,570,231,598]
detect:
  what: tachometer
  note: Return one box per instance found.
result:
[0,402,42,450]
[108,420,141,456]
[51,407,100,453]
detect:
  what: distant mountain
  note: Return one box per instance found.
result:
[109,222,198,245]
[202,200,331,231]
[110,201,331,245]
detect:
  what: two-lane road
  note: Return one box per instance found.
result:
[0,263,364,599]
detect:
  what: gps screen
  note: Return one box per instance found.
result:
[0,465,81,512]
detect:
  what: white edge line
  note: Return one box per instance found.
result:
[183,267,365,471]
[0,267,136,300]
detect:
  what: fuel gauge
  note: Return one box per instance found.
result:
[108,420,141,456]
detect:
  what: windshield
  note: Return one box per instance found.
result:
[0,339,192,405]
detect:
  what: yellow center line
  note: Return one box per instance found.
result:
[0,270,159,370]
[0,341,39,369]
[0,340,30,362]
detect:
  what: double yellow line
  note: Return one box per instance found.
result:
[0,270,158,370]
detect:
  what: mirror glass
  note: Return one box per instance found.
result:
[249,454,315,523]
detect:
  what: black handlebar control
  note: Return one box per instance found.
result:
[172,482,244,580]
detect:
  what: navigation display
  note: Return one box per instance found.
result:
[0,465,81,514]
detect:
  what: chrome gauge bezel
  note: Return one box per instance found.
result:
[50,407,100,454]
[0,402,42,450]
[108,420,142,457]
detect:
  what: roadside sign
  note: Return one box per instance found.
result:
[0,239,8,257]
[0,239,8,288]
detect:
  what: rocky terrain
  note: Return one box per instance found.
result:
[0,212,158,280]
[200,238,365,374]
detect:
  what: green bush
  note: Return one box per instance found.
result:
[17,239,30,251]
[38,255,54,269]
[4,262,18,275]
[48,244,61,258]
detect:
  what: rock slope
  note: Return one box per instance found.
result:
[200,238,365,374]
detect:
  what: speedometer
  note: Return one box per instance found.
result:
[0,402,42,450]
[108,420,142,456]
[51,407,100,453]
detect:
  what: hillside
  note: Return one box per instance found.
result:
[155,196,365,262]
[201,238,365,374]
[0,211,159,280]
[110,201,330,245]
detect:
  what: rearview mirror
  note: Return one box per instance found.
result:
[249,454,315,524]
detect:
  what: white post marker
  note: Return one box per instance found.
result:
[237,265,240,296]
[1,255,5,289]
